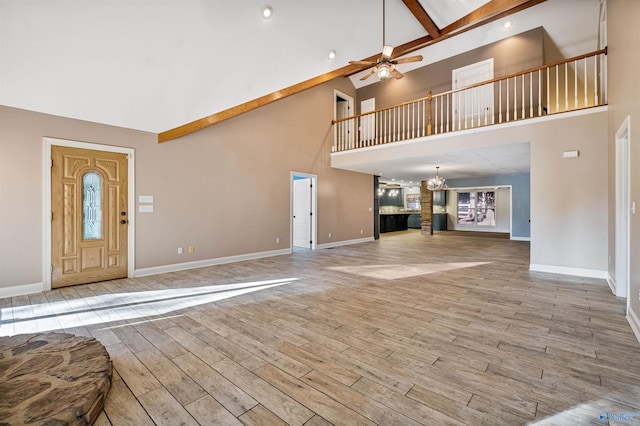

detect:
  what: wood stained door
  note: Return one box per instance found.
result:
[51,146,128,288]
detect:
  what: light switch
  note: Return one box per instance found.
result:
[139,205,154,213]
[139,195,154,203]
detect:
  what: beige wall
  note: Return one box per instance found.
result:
[530,111,608,272]
[608,0,640,324]
[356,28,544,111]
[0,78,373,291]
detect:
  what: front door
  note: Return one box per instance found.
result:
[51,146,128,288]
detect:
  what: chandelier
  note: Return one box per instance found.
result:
[427,166,447,191]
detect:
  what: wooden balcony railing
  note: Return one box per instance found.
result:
[332,48,607,152]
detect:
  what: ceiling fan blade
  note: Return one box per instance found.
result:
[349,60,376,66]
[391,67,404,79]
[382,45,394,58]
[360,68,377,81]
[360,67,378,81]
[394,55,423,64]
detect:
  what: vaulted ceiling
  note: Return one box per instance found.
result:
[0,0,600,139]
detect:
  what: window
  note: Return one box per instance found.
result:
[457,191,496,226]
[82,172,102,240]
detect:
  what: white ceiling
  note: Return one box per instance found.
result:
[0,0,601,183]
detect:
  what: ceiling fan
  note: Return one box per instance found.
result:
[350,0,423,81]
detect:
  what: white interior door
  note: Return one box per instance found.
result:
[293,178,312,249]
[452,59,494,129]
[615,116,630,299]
[360,98,376,146]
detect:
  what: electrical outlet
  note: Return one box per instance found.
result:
[178,247,183,255]
[360,229,363,234]
[276,237,280,244]
[328,232,332,238]
[188,246,195,254]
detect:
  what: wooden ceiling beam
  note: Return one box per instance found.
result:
[158,0,546,143]
[442,0,540,36]
[359,0,546,72]
[158,60,374,143]
[401,0,440,38]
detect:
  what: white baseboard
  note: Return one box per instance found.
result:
[627,308,640,345]
[529,264,608,279]
[135,248,292,277]
[317,237,374,250]
[510,236,531,241]
[606,272,617,294]
[0,282,44,299]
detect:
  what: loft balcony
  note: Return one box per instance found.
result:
[331,49,607,154]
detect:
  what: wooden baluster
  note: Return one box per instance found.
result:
[521,74,525,118]
[433,97,437,134]
[538,70,542,117]
[506,78,510,122]
[547,67,551,114]
[513,76,518,120]
[593,56,600,106]
[427,91,433,136]
[445,94,449,133]
[574,60,578,110]
[564,62,569,111]
[499,80,502,123]
[556,65,560,113]
[584,57,588,107]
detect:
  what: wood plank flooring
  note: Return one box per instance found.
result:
[2,230,640,425]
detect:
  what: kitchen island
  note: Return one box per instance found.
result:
[380,213,416,233]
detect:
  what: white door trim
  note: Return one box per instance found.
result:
[334,89,355,151]
[42,137,135,291]
[290,172,317,250]
[614,115,630,301]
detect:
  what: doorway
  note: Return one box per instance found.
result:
[291,172,317,250]
[44,138,135,290]
[615,115,630,300]
[334,90,354,150]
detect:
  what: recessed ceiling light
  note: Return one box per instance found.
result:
[327,49,336,60]
[262,5,273,19]
[504,21,512,29]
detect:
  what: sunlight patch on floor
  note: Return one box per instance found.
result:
[528,400,640,425]
[327,262,491,279]
[1,278,297,336]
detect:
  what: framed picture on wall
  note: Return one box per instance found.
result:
[457,191,496,226]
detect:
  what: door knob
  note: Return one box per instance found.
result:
[121,211,127,216]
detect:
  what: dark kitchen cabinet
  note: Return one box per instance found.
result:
[433,190,447,206]
[379,188,404,207]
[432,213,448,231]
[380,214,410,233]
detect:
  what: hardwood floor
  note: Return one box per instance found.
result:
[2,230,640,425]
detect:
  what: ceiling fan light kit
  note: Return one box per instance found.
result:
[348,0,423,81]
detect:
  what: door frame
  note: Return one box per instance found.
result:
[43,137,135,291]
[452,58,494,130]
[614,115,630,301]
[290,172,317,250]
[334,89,354,150]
